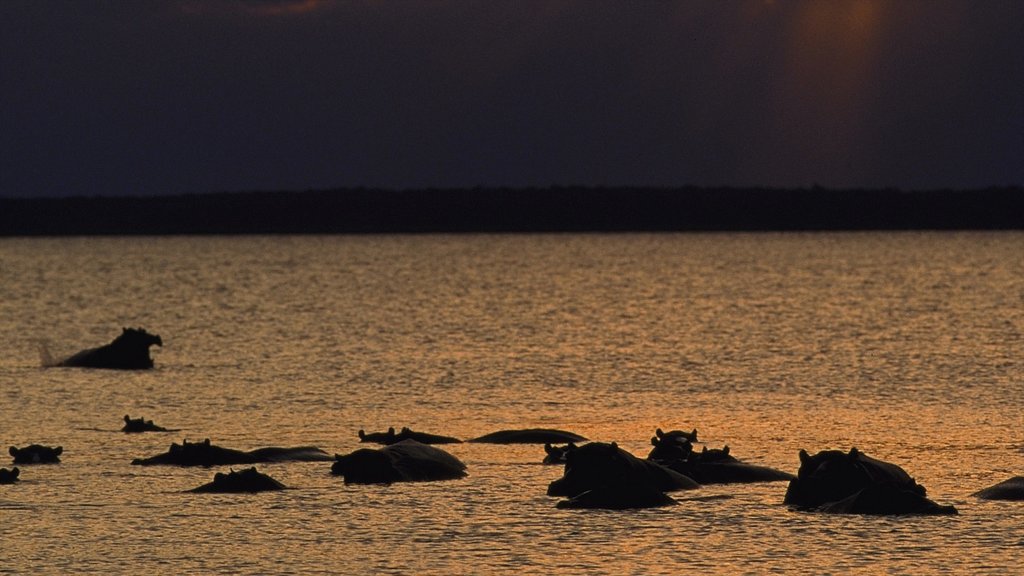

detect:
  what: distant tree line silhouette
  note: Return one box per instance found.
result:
[1,186,1021,235]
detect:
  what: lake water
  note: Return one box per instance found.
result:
[0,233,1022,574]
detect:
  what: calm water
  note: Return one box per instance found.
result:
[0,233,1022,575]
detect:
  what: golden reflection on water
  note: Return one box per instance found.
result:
[0,233,1022,574]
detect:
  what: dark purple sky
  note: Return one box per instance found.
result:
[2,0,1022,197]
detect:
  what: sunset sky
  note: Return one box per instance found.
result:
[1,0,1021,197]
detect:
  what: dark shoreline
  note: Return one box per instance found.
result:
[1,186,1022,235]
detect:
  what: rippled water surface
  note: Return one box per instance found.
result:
[1,233,1022,574]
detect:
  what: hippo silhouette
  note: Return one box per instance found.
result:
[0,467,19,484]
[131,438,333,466]
[469,429,587,444]
[547,442,698,500]
[46,327,162,370]
[189,467,286,493]
[972,476,1024,501]
[10,444,62,464]
[331,439,467,484]
[358,427,397,444]
[359,427,461,445]
[655,427,698,443]
[542,442,577,465]
[648,435,793,485]
[121,414,170,433]
[784,448,956,515]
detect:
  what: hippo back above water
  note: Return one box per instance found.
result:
[332,439,467,484]
[47,327,162,370]
[469,429,587,444]
[10,445,62,464]
[131,438,333,466]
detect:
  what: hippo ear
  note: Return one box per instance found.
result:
[799,449,809,464]
[10,467,17,478]
[54,446,62,455]
[848,447,859,458]
[358,430,366,439]
[204,438,211,446]
[388,427,395,434]
[650,437,658,446]
[723,446,729,455]
[691,428,698,440]
[701,446,707,453]
[656,428,665,438]
[610,441,618,449]
[9,446,17,457]
[124,415,131,423]
[544,443,553,455]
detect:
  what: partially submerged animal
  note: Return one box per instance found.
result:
[46,327,162,370]
[131,438,333,466]
[358,427,461,445]
[647,434,794,485]
[784,448,956,515]
[121,414,170,433]
[331,439,467,484]
[188,467,286,493]
[542,442,577,465]
[9,444,62,464]
[468,429,587,444]
[0,467,19,484]
[972,476,1024,501]
[547,442,698,510]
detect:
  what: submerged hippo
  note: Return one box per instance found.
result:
[121,414,171,433]
[784,448,956,515]
[131,438,333,466]
[47,327,162,370]
[331,439,467,484]
[0,467,19,484]
[647,434,794,485]
[972,476,1024,501]
[358,427,461,445]
[10,445,62,464]
[189,467,286,493]
[469,429,587,444]
[547,442,698,500]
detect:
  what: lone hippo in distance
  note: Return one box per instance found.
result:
[469,429,587,444]
[121,415,171,433]
[784,447,956,515]
[972,476,1024,501]
[131,438,333,466]
[46,327,162,370]
[10,445,62,464]
[358,427,461,445]
[332,439,467,484]
[0,467,19,484]
[189,467,286,493]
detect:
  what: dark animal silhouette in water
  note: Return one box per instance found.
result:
[358,427,461,445]
[188,467,286,493]
[468,428,587,444]
[542,442,577,465]
[784,448,956,515]
[47,327,162,369]
[654,427,698,443]
[647,433,793,485]
[121,415,170,433]
[331,439,467,484]
[972,476,1024,501]
[0,467,19,484]
[547,442,698,510]
[9,445,62,464]
[130,438,333,466]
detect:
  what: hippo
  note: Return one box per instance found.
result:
[131,438,334,466]
[556,483,679,510]
[972,476,1024,501]
[10,444,62,464]
[655,427,698,443]
[547,442,699,498]
[648,436,794,485]
[47,327,162,370]
[784,447,956,515]
[542,442,577,465]
[358,427,397,444]
[189,467,287,493]
[359,427,461,445]
[0,467,19,484]
[331,439,467,484]
[468,429,587,444]
[121,414,170,433]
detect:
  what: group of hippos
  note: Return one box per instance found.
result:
[7,327,1022,512]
